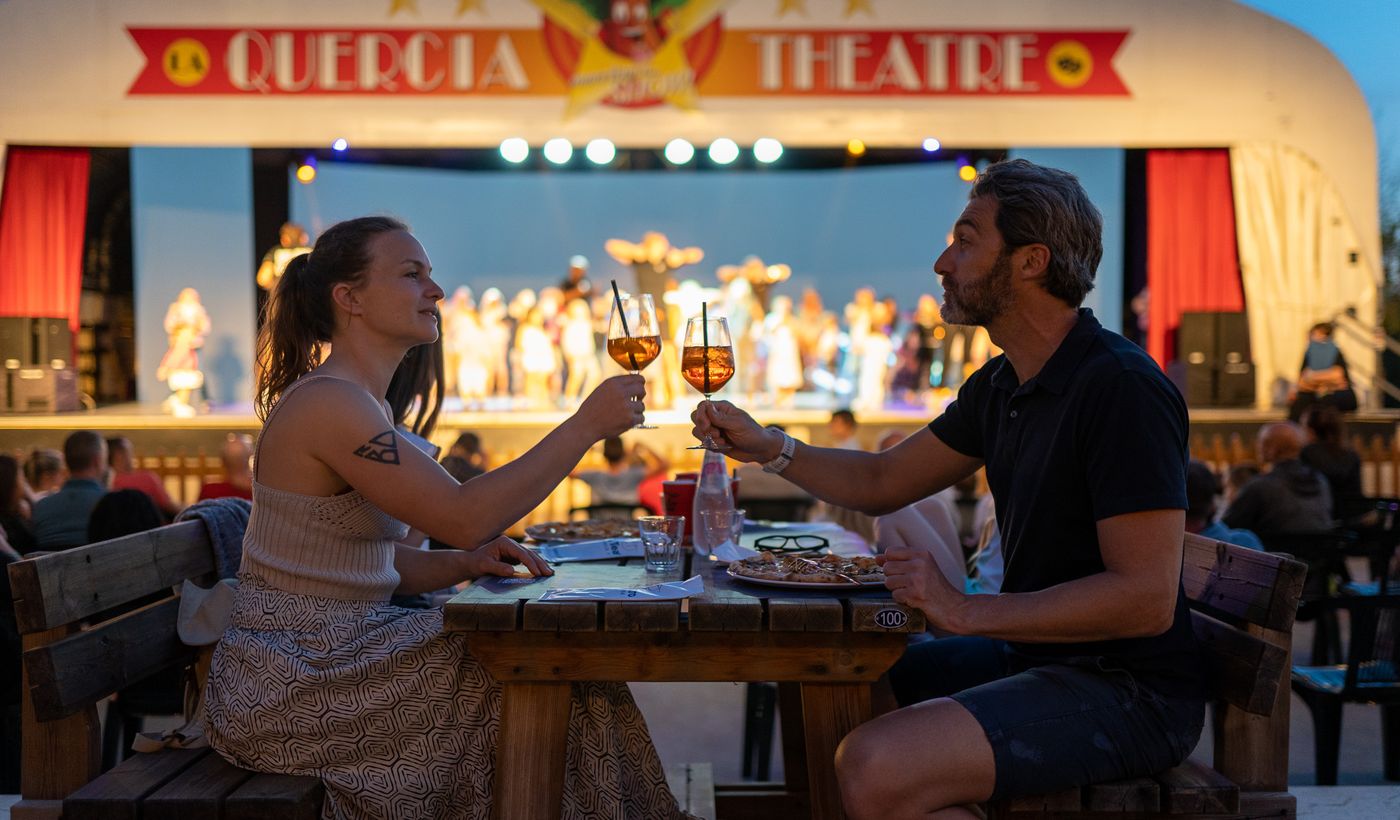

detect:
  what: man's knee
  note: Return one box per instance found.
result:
[836,721,901,817]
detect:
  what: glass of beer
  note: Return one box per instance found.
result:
[607,293,661,429]
[681,315,735,451]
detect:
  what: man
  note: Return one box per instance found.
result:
[827,409,860,450]
[571,436,668,507]
[32,431,109,550]
[1222,422,1333,537]
[255,222,312,291]
[1185,460,1262,549]
[108,437,180,519]
[197,434,254,501]
[692,159,1203,818]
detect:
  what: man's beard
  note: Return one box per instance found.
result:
[940,250,1014,326]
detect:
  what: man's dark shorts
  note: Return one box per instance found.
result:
[888,636,1205,800]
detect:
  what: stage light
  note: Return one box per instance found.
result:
[846,138,866,157]
[664,138,695,165]
[753,138,783,164]
[585,138,616,165]
[332,138,348,152]
[708,138,739,165]
[499,137,530,164]
[295,160,316,184]
[958,164,977,182]
[543,138,573,165]
[922,137,941,153]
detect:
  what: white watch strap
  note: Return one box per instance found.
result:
[761,428,796,474]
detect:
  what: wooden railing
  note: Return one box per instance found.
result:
[1190,432,1400,498]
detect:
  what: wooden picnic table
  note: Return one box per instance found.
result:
[443,551,926,820]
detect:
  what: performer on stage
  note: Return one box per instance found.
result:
[156,288,211,418]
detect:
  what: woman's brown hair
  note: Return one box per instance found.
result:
[255,215,409,419]
[386,319,444,438]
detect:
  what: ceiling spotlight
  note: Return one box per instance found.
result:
[958,164,978,182]
[543,138,573,165]
[846,138,867,157]
[664,138,695,165]
[753,138,783,164]
[295,163,316,184]
[332,138,348,152]
[708,138,739,165]
[922,137,941,153]
[499,137,530,164]
[585,138,616,165]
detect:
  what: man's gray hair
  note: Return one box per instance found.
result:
[970,159,1103,307]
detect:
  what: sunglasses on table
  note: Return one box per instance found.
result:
[752,534,830,554]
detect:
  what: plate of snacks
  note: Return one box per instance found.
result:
[726,551,886,589]
[524,519,640,543]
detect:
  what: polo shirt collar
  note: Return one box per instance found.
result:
[990,308,1102,395]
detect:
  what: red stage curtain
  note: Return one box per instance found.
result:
[1146,149,1245,367]
[0,147,91,334]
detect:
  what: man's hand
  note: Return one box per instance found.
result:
[879,546,969,633]
[464,536,554,579]
[689,400,782,463]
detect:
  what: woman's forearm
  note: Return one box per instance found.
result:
[392,544,471,594]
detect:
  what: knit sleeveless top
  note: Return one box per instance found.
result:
[239,375,408,601]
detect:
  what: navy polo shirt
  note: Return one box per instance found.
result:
[929,309,1202,696]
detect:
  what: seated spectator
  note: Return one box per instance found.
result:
[0,455,36,555]
[25,447,65,499]
[88,489,167,544]
[571,437,667,509]
[1288,322,1357,422]
[828,408,861,450]
[447,431,490,473]
[438,454,485,484]
[198,434,255,501]
[1222,422,1334,537]
[108,437,180,519]
[1299,404,1366,523]
[1185,461,1262,549]
[1224,462,1260,508]
[32,432,109,550]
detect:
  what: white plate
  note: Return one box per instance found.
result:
[725,564,886,589]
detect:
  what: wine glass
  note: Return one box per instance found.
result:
[681,315,735,451]
[607,293,661,429]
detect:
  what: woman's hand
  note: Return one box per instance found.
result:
[574,375,647,440]
[462,536,554,579]
[689,400,782,463]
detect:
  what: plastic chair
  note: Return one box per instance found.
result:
[1262,529,1357,665]
[1291,592,1400,784]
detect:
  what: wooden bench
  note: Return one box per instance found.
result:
[8,519,324,820]
[990,533,1307,819]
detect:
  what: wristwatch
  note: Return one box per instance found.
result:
[761,427,796,474]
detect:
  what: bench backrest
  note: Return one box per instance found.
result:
[8,519,215,803]
[1180,533,1307,792]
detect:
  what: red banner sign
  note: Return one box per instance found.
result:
[126,24,1130,106]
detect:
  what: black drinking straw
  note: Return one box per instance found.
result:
[701,302,710,395]
[610,279,639,370]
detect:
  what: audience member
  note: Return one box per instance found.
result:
[0,455,36,555]
[828,408,860,450]
[1185,461,1262,549]
[198,434,255,501]
[25,448,64,499]
[32,432,109,550]
[1300,404,1366,523]
[1222,422,1334,536]
[108,437,180,519]
[1224,462,1260,507]
[572,437,667,508]
[447,431,490,473]
[88,489,167,544]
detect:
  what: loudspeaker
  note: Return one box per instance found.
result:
[0,318,26,369]
[7,365,78,413]
[1174,311,1255,407]
[31,317,72,368]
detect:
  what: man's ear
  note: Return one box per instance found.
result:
[331,281,361,316]
[1015,244,1051,280]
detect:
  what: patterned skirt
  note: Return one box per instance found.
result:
[205,574,687,820]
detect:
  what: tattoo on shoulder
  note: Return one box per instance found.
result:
[353,430,401,465]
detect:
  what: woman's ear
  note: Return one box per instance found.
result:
[331,282,362,316]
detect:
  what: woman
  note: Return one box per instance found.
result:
[204,216,686,819]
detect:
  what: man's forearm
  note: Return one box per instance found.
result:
[775,441,899,514]
[949,571,1178,643]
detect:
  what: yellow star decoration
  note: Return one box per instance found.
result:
[844,0,873,17]
[777,0,807,16]
[455,0,485,14]
[388,0,418,16]
[532,0,735,118]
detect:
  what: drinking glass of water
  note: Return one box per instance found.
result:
[639,515,684,572]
